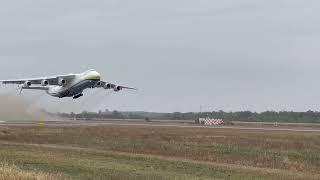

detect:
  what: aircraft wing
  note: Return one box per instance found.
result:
[0,74,76,85]
[96,81,137,91]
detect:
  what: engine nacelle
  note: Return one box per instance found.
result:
[113,86,122,92]
[58,78,67,86]
[41,80,49,86]
[103,83,113,89]
[96,81,102,87]
[24,81,32,87]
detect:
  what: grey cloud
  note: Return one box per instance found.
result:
[0,0,320,112]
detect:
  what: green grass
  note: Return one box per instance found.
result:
[0,143,314,180]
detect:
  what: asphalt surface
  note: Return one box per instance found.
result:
[0,120,320,132]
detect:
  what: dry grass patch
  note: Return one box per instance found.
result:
[0,163,64,180]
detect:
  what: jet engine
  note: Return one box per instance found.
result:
[103,83,113,89]
[41,80,49,86]
[96,81,102,87]
[58,78,67,86]
[113,86,122,92]
[24,81,32,87]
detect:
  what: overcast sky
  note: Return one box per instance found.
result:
[0,0,320,113]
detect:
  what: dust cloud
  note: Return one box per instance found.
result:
[0,93,52,121]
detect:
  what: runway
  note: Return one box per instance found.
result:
[1,120,320,132]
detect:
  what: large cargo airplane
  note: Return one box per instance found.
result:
[0,69,136,99]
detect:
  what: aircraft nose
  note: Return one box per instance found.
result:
[94,71,101,80]
[85,71,101,80]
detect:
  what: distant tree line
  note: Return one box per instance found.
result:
[56,110,320,123]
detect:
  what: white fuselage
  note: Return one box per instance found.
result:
[1,69,134,99]
[46,70,101,98]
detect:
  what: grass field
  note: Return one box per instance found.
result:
[0,163,64,180]
[0,125,319,179]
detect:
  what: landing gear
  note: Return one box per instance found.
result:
[73,93,83,99]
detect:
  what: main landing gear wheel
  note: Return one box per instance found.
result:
[73,93,84,99]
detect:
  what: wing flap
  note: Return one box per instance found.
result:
[21,86,50,90]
